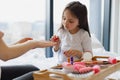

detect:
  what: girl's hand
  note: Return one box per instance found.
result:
[64,49,82,58]
[51,35,59,42]
[50,35,61,51]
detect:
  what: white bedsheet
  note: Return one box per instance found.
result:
[0,34,120,79]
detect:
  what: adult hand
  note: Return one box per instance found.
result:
[36,40,57,48]
[14,37,33,44]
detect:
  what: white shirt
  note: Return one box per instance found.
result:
[53,29,92,64]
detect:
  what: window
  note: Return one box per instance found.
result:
[0,0,46,57]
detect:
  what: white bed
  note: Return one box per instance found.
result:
[0,34,120,80]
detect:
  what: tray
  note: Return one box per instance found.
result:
[33,56,120,80]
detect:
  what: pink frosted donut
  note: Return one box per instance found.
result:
[79,67,93,74]
[72,62,94,74]
[108,57,117,64]
[92,65,100,74]
[73,64,86,72]
[62,62,93,74]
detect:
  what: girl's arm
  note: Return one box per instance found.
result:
[81,31,93,61]
[64,49,83,58]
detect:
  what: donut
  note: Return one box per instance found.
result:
[79,67,93,74]
[108,57,117,64]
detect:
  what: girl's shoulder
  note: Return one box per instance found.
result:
[79,29,88,34]
[79,29,89,36]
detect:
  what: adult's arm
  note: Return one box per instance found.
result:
[0,31,56,61]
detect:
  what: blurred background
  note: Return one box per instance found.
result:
[0,0,120,69]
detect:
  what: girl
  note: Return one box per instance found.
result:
[51,1,93,64]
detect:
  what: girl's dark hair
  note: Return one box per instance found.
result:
[59,1,91,37]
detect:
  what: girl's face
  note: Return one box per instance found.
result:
[62,9,79,34]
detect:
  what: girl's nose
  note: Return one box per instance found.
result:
[64,20,69,25]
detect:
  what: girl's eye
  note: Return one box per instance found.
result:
[69,21,74,23]
[63,17,66,20]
